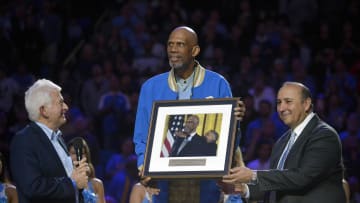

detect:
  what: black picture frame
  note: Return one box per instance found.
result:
[143,98,238,179]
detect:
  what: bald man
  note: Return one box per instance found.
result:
[133,26,246,203]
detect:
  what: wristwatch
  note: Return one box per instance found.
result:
[248,170,258,185]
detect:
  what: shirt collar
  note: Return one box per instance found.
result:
[168,61,206,92]
[293,112,315,138]
[35,121,61,141]
[187,132,197,141]
[175,71,195,85]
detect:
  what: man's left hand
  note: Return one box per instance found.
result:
[222,166,253,184]
[234,100,246,121]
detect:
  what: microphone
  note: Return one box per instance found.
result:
[73,139,83,163]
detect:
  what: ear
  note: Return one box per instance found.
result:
[304,98,312,112]
[40,106,49,119]
[192,45,200,57]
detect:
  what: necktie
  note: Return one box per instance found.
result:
[277,132,296,169]
[269,132,296,202]
[56,132,69,155]
[52,132,81,202]
[177,137,190,155]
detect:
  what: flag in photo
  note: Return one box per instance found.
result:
[161,114,185,157]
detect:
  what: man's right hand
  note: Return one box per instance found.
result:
[71,157,89,189]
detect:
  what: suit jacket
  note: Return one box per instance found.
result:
[10,122,77,203]
[249,114,346,203]
[203,142,217,156]
[170,133,206,157]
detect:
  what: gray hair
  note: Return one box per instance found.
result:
[25,79,61,121]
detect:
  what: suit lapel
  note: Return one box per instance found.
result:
[288,114,319,152]
[271,114,321,169]
[279,114,320,166]
[29,122,68,174]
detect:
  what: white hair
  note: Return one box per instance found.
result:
[25,79,62,121]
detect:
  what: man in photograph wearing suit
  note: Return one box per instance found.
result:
[203,130,219,156]
[222,81,346,203]
[170,114,206,157]
[10,79,89,203]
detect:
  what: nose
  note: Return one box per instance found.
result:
[168,44,178,53]
[63,102,69,111]
[277,102,284,113]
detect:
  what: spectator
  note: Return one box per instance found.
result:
[98,74,131,150]
[248,71,276,112]
[129,182,160,203]
[0,152,18,203]
[246,140,272,170]
[80,63,109,119]
[340,112,360,141]
[67,137,106,203]
[0,68,20,113]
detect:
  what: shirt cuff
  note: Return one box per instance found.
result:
[248,170,258,185]
[244,184,250,199]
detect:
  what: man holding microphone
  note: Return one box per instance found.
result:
[10,79,89,203]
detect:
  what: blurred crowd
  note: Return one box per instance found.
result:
[1,0,360,202]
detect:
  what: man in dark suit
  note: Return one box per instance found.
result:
[10,79,89,203]
[203,130,219,156]
[170,114,206,157]
[222,81,346,203]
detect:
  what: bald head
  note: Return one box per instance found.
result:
[170,26,198,46]
[167,26,200,75]
[281,81,312,102]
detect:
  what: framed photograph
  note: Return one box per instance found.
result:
[143,98,239,179]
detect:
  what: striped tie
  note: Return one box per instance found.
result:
[269,132,297,202]
[277,132,296,169]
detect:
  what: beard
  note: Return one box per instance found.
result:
[169,60,184,70]
[169,56,192,71]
